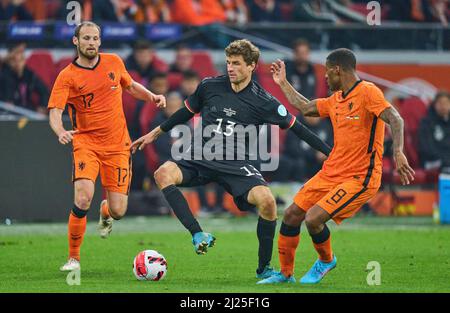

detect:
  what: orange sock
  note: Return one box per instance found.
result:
[278,234,300,277]
[68,212,87,261]
[100,200,110,219]
[313,236,333,263]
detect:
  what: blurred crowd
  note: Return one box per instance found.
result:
[1,0,449,26]
[1,1,448,216]
[418,91,450,172]
[0,42,49,114]
[0,38,448,191]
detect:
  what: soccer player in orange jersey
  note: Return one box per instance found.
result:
[258,48,416,284]
[48,22,166,272]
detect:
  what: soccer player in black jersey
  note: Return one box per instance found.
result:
[131,39,332,279]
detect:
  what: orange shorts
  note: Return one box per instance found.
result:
[72,147,132,194]
[294,173,378,224]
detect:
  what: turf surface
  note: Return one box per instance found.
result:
[0,216,449,292]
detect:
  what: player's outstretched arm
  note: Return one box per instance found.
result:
[159,106,195,132]
[379,107,415,185]
[126,80,166,108]
[271,59,320,117]
[130,106,195,154]
[131,126,163,154]
[289,120,332,156]
[49,108,78,145]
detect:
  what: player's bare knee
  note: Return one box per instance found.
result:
[257,194,277,220]
[75,193,92,210]
[109,207,126,220]
[154,164,177,189]
[107,195,128,220]
[304,211,314,226]
[305,211,322,232]
[154,167,171,188]
[285,204,298,218]
[284,204,305,226]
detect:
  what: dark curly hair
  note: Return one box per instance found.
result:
[326,48,356,71]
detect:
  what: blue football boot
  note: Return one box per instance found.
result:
[257,271,296,284]
[299,255,337,284]
[192,232,216,255]
[256,265,278,279]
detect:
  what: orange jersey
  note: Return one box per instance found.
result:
[316,80,391,189]
[48,53,132,151]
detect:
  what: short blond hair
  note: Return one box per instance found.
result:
[225,39,260,66]
[74,21,101,38]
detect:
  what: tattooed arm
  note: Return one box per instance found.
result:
[379,106,415,185]
[271,59,320,117]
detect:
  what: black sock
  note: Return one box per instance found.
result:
[256,216,277,274]
[310,224,330,244]
[162,185,202,236]
[71,204,87,218]
[280,222,300,237]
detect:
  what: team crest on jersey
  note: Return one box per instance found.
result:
[78,161,86,171]
[108,72,115,81]
[223,108,236,117]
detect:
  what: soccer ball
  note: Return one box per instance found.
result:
[133,250,168,281]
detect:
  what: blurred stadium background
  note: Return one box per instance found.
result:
[0,0,449,224]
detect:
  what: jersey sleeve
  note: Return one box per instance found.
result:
[364,84,392,117]
[47,70,71,110]
[261,97,296,129]
[315,96,332,117]
[184,79,207,113]
[116,54,133,89]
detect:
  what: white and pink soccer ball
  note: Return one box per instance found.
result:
[133,250,168,281]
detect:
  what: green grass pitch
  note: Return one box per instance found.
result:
[0,215,449,293]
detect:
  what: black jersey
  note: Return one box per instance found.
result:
[182,75,296,175]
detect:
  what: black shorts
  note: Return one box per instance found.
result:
[174,159,267,211]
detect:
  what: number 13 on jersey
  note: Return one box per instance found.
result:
[213,118,236,136]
